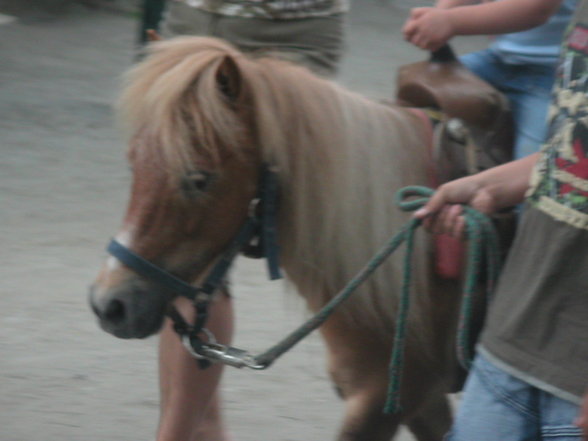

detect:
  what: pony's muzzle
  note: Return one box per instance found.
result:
[88,280,168,339]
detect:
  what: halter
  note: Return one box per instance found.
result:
[107,165,282,368]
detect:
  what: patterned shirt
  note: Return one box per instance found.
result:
[175,0,349,19]
[528,22,588,223]
[480,3,588,404]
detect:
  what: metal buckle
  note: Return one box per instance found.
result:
[181,329,267,369]
[181,328,216,359]
[199,344,267,370]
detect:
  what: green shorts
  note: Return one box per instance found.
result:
[160,2,346,76]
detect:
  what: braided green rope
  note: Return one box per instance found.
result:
[383,186,501,414]
[253,217,416,367]
[250,185,500,415]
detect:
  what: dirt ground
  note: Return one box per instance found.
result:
[0,3,484,440]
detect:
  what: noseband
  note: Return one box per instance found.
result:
[107,165,281,368]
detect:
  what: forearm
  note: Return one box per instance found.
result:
[436,0,478,10]
[470,153,539,210]
[414,153,539,236]
[445,0,562,36]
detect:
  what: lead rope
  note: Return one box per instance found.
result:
[184,186,500,414]
[383,186,501,413]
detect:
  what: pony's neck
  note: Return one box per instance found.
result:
[266,92,431,304]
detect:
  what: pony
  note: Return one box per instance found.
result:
[89,36,464,441]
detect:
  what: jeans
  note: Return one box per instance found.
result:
[446,353,582,441]
[460,49,556,159]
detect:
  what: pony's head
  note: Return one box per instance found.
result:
[89,36,429,339]
[89,37,273,338]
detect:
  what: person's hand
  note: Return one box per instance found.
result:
[413,176,497,238]
[575,391,588,440]
[402,7,456,51]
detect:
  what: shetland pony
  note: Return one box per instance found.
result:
[90,37,462,441]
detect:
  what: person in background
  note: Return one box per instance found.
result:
[151,2,349,440]
[159,0,349,77]
[413,2,588,439]
[403,0,577,160]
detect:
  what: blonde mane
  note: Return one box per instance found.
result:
[120,37,435,338]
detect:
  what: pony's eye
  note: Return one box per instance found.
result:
[182,170,215,197]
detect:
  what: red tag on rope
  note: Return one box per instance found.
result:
[435,234,464,279]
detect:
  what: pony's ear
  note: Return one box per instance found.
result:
[216,55,242,101]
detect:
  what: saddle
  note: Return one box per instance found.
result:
[397,45,515,183]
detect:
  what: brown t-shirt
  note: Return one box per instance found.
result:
[480,3,588,404]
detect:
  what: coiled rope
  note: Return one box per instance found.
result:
[384,186,501,413]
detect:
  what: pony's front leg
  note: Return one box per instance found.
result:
[405,393,453,441]
[157,291,234,441]
[320,317,401,441]
[336,388,402,441]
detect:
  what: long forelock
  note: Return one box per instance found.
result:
[119,37,253,178]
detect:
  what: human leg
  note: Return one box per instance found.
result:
[160,4,345,77]
[209,14,345,77]
[157,292,234,441]
[446,352,540,441]
[460,49,506,87]
[502,65,555,158]
[539,392,582,440]
[191,391,233,441]
[460,50,555,159]
[214,14,345,76]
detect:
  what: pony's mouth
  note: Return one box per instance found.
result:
[88,281,170,339]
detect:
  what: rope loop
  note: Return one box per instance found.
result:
[395,185,435,212]
[384,185,501,414]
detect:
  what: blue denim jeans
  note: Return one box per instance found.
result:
[446,353,582,441]
[460,49,556,159]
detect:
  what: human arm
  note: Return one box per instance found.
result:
[435,0,478,10]
[576,391,588,441]
[414,153,539,237]
[403,0,563,51]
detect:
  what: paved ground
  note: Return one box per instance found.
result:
[0,3,484,440]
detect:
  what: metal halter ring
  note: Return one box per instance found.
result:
[181,328,216,359]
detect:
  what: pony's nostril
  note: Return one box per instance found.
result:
[103,299,126,325]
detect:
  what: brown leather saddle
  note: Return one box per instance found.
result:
[396,45,515,183]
